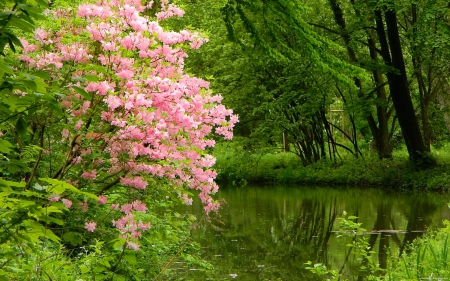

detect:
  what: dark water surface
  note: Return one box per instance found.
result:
[176,185,450,280]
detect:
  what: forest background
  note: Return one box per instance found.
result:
[186,0,450,189]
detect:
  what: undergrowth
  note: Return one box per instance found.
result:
[213,141,450,191]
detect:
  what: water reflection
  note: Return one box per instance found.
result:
[176,186,450,280]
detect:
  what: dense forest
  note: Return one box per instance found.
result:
[2,0,450,279]
[179,0,450,168]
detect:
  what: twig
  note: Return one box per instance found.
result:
[153,238,192,281]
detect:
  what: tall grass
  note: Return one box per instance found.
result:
[385,222,450,281]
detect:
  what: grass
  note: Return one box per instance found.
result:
[384,221,450,281]
[213,140,450,191]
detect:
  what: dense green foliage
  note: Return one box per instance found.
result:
[213,140,450,191]
[176,0,450,170]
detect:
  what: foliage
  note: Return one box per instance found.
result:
[173,0,450,168]
[307,212,450,281]
[385,220,450,281]
[213,140,450,191]
[0,0,236,279]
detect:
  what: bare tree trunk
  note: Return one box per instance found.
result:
[375,6,433,169]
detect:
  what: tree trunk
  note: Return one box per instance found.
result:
[329,0,392,159]
[368,34,392,159]
[375,6,433,169]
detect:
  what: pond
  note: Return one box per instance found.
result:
[175,185,450,280]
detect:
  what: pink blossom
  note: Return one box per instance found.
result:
[104,95,123,110]
[72,156,82,165]
[61,129,69,139]
[62,198,73,208]
[132,200,147,213]
[181,193,193,205]
[82,170,97,179]
[97,195,107,204]
[116,69,134,79]
[85,221,96,232]
[80,201,89,212]
[97,81,112,95]
[126,241,140,250]
[138,221,151,231]
[74,120,83,130]
[19,0,239,235]
[34,28,51,44]
[49,195,60,202]
[121,204,133,214]
[80,148,92,156]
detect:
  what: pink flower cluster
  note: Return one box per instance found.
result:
[111,200,150,250]
[21,0,238,247]
[85,221,96,232]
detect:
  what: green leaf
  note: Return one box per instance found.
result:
[4,32,23,49]
[82,75,99,82]
[72,86,90,99]
[45,216,64,225]
[0,252,16,260]
[44,205,63,214]
[0,61,12,75]
[0,139,13,154]
[93,266,107,273]
[22,79,37,91]
[34,0,49,8]
[123,254,137,265]
[0,178,25,188]
[87,65,109,74]
[7,37,16,53]
[62,232,85,246]
[0,11,14,18]
[33,71,51,80]
[33,183,46,191]
[22,219,60,242]
[39,178,99,199]
[15,116,28,136]
[79,265,89,274]
[112,238,126,251]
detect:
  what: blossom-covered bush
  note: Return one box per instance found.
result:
[19,0,236,241]
[0,0,236,278]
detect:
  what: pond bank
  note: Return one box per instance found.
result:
[213,144,450,191]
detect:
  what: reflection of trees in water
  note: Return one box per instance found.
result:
[273,196,441,281]
[280,197,338,265]
[398,200,438,255]
[176,187,449,280]
[186,194,341,280]
[345,200,438,281]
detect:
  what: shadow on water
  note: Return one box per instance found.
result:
[174,185,450,280]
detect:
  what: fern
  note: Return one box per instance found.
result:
[21,145,42,164]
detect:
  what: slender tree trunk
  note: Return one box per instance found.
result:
[366,29,392,159]
[375,6,433,169]
[329,0,392,159]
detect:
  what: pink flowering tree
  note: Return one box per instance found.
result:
[0,0,236,277]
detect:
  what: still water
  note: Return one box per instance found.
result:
[177,185,450,280]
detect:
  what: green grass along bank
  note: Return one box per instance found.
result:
[213,142,450,191]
